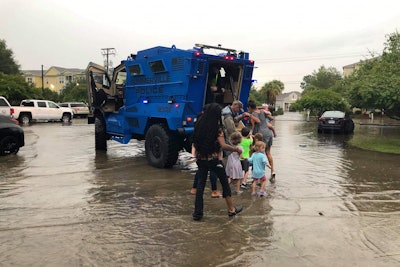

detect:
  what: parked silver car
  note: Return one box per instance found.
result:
[59,102,90,118]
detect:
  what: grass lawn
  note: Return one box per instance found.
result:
[349,135,400,154]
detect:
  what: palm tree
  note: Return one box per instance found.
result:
[260,80,284,105]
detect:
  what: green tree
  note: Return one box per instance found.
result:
[301,65,343,95]
[345,31,400,116]
[259,80,284,105]
[248,85,262,106]
[291,89,350,116]
[0,72,36,105]
[0,39,20,75]
[60,78,88,103]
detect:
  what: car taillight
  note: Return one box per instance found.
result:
[11,118,19,125]
[10,108,14,115]
[318,118,325,122]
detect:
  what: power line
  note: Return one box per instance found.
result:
[101,48,116,74]
[255,52,376,64]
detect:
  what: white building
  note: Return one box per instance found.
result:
[275,91,301,111]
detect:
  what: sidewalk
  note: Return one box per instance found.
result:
[354,115,400,126]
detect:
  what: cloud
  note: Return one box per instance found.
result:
[1,0,400,92]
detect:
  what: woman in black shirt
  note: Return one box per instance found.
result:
[191,103,243,221]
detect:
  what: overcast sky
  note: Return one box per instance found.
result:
[1,0,399,92]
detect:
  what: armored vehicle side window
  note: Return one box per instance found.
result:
[149,60,166,73]
[116,71,127,85]
[92,72,110,88]
[128,65,142,76]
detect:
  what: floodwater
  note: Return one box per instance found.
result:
[0,113,399,267]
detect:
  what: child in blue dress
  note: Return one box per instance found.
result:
[247,141,270,196]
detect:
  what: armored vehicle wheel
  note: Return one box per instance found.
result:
[95,116,107,151]
[145,124,179,168]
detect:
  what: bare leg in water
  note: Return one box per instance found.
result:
[265,146,275,181]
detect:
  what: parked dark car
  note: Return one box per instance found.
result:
[317,111,354,134]
[0,115,24,155]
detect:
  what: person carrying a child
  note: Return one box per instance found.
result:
[262,105,277,138]
[247,100,276,182]
[247,141,270,196]
[225,131,244,194]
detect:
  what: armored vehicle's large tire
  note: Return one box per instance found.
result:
[145,124,179,168]
[95,116,107,151]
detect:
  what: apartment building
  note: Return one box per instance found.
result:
[22,66,85,94]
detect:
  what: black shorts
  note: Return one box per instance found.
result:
[241,159,249,172]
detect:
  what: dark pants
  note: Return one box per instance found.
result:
[193,159,232,218]
[192,170,217,191]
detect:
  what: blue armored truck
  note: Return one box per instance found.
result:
[86,44,255,168]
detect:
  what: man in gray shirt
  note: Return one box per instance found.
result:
[221,100,250,139]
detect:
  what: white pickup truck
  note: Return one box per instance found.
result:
[9,99,74,124]
[0,96,12,117]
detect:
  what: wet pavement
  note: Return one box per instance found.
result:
[0,113,399,266]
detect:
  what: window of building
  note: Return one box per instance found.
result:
[59,76,65,84]
[27,77,33,83]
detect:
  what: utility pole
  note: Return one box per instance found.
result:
[101,48,116,74]
[41,65,44,95]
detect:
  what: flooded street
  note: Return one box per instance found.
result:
[1,113,399,267]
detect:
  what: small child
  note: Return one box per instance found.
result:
[239,127,253,189]
[250,133,263,156]
[247,141,270,196]
[225,131,244,194]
